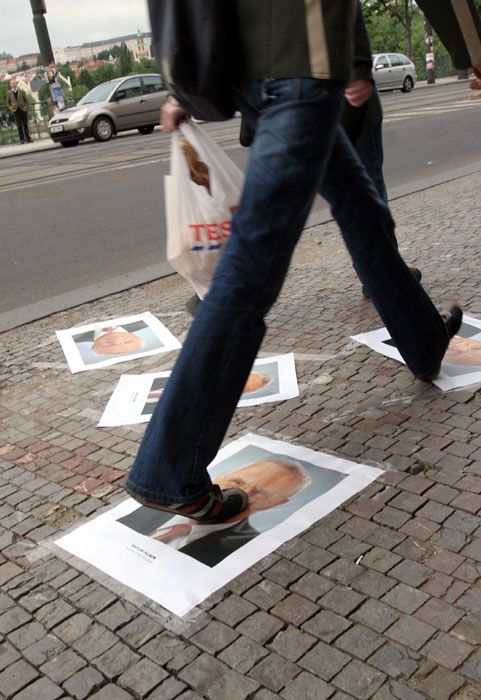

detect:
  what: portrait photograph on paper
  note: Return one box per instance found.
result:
[352,314,481,391]
[55,312,182,373]
[98,354,299,427]
[55,433,381,617]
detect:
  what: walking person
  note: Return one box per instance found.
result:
[6,78,33,144]
[126,0,480,523]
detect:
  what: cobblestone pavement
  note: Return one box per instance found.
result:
[1,171,481,699]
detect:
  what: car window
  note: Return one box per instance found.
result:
[117,77,142,99]
[388,54,403,67]
[374,55,389,69]
[78,80,122,104]
[142,75,165,94]
[401,55,412,65]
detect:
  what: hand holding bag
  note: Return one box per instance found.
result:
[164,122,244,298]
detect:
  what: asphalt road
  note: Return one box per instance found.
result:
[1,81,481,331]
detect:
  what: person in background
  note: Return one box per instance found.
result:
[6,78,33,144]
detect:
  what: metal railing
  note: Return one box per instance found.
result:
[0,99,77,145]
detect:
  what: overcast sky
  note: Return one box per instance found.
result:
[1,0,151,56]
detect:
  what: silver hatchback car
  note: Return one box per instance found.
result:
[372,53,417,92]
[48,73,168,147]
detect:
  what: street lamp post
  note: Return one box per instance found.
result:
[30,0,54,66]
[424,17,435,84]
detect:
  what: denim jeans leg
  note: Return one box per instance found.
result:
[126,78,346,505]
[355,89,388,203]
[320,127,447,377]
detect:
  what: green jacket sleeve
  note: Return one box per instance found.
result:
[417,0,481,68]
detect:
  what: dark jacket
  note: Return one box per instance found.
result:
[232,0,481,81]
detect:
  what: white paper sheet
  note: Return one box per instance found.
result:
[98,354,299,427]
[352,314,481,391]
[56,433,381,617]
[56,312,182,373]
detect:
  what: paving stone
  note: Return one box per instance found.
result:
[400,518,440,541]
[178,653,229,695]
[118,657,169,696]
[93,641,140,680]
[369,643,418,679]
[374,680,424,700]
[146,677,187,700]
[211,595,257,626]
[290,571,333,602]
[62,666,105,699]
[415,597,464,632]
[335,624,384,661]
[205,668,260,700]
[270,593,318,626]
[53,613,92,645]
[11,677,64,700]
[263,559,307,587]
[40,649,87,684]
[36,599,76,630]
[268,626,316,662]
[218,635,268,673]
[7,620,46,650]
[76,587,117,615]
[236,611,283,645]
[389,492,427,514]
[389,560,431,588]
[393,537,430,563]
[279,671,334,700]
[451,614,481,645]
[191,621,238,654]
[139,633,186,666]
[96,601,139,631]
[299,641,350,682]
[351,570,396,598]
[329,535,371,561]
[456,586,481,613]
[373,507,411,530]
[359,547,402,574]
[72,623,118,661]
[166,645,201,673]
[425,549,465,575]
[0,659,38,697]
[244,579,288,610]
[418,668,465,700]
[89,685,134,700]
[382,582,430,616]
[416,501,453,524]
[422,632,473,670]
[117,614,162,648]
[0,641,20,671]
[461,648,481,682]
[322,558,363,586]
[250,652,301,692]
[444,580,470,605]
[0,606,32,634]
[293,545,337,573]
[444,511,481,534]
[22,633,66,666]
[333,659,386,699]
[319,586,366,616]
[303,609,352,642]
[385,615,436,651]
[433,528,468,553]
[303,524,343,550]
[350,599,399,634]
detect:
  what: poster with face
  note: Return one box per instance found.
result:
[56,313,182,373]
[55,433,381,617]
[98,354,299,427]
[352,315,481,391]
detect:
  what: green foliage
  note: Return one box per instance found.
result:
[79,69,95,89]
[91,62,119,85]
[56,63,77,87]
[131,58,158,74]
[38,82,50,117]
[96,44,122,61]
[119,42,133,76]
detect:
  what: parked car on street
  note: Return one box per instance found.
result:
[48,73,168,147]
[372,53,417,92]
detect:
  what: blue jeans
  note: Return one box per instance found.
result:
[354,88,388,203]
[126,78,448,505]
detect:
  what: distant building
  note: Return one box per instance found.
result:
[16,53,40,68]
[0,52,16,71]
[53,31,152,65]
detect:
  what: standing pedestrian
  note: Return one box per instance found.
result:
[126,0,479,523]
[6,78,33,144]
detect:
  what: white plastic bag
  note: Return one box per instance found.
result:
[165,122,244,299]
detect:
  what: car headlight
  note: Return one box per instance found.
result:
[68,108,89,121]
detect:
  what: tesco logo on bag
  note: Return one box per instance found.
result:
[189,207,238,250]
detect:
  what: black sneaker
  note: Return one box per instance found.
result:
[419,305,463,382]
[362,266,422,299]
[125,483,249,524]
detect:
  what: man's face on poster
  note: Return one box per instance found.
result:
[445,336,481,367]
[214,459,310,521]
[92,328,144,356]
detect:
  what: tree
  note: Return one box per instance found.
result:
[361,0,417,57]
[96,44,122,61]
[91,62,119,85]
[119,42,133,75]
[56,63,77,88]
[131,57,158,74]
[79,69,95,89]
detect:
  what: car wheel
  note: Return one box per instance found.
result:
[92,117,114,142]
[138,125,155,135]
[401,76,414,93]
[61,140,80,147]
